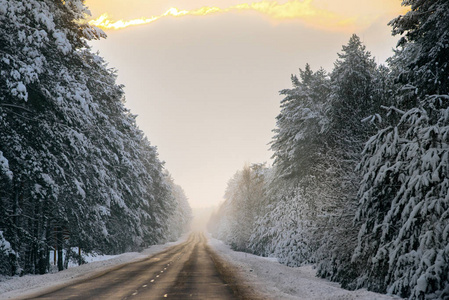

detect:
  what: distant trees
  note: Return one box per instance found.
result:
[0,0,190,276]
[164,173,193,242]
[248,174,315,267]
[210,1,449,298]
[208,164,268,252]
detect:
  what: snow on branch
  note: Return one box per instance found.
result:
[0,103,33,113]
[380,105,405,115]
[361,114,382,124]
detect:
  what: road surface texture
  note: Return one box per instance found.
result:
[23,232,263,300]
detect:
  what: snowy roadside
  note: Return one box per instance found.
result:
[208,237,401,300]
[0,234,189,300]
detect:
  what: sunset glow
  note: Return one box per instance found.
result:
[85,0,406,209]
[88,0,356,31]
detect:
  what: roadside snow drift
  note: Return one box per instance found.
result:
[208,237,401,300]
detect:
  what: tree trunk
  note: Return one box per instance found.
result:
[57,227,63,271]
[78,246,82,266]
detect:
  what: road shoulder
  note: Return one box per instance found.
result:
[206,241,269,300]
[207,236,400,300]
[0,235,189,300]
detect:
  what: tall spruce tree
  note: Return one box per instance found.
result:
[0,0,190,275]
[353,1,449,298]
[327,34,378,153]
[271,64,330,179]
[312,35,382,283]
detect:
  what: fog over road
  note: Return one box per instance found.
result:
[26,233,239,300]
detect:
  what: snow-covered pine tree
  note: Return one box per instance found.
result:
[313,35,395,285]
[248,171,314,266]
[327,34,378,153]
[353,1,449,298]
[164,173,192,242]
[0,0,189,275]
[390,0,449,98]
[265,42,378,271]
[0,0,106,274]
[264,65,334,266]
[271,64,330,179]
[248,50,377,269]
[209,164,268,252]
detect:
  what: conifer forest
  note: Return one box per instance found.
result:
[0,0,191,276]
[209,1,449,299]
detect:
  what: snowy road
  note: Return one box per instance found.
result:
[2,232,398,300]
[24,233,237,300]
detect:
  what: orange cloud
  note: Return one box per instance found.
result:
[88,0,359,31]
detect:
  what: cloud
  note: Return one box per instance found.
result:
[88,0,361,31]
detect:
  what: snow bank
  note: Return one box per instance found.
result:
[208,237,402,300]
[0,234,188,300]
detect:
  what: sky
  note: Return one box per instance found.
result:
[85,0,405,209]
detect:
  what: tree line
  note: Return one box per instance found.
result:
[209,1,449,299]
[0,0,191,276]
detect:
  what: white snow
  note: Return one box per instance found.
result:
[0,151,13,180]
[12,82,28,101]
[0,234,189,300]
[52,31,72,54]
[0,1,6,15]
[73,178,86,199]
[0,231,14,255]
[208,236,402,300]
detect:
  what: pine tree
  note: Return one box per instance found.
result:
[389,0,449,97]
[327,34,378,153]
[353,1,449,298]
[164,173,192,242]
[0,0,190,275]
[271,64,330,179]
[308,35,382,280]
[249,172,314,266]
[209,164,268,252]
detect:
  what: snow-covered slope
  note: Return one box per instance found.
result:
[208,237,401,300]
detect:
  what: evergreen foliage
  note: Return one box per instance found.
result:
[208,164,268,252]
[271,64,330,179]
[353,1,449,298]
[0,0,190,275]
[210,1,449,298]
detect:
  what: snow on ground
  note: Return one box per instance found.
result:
[0,234,189,300]
[208,237,402,300]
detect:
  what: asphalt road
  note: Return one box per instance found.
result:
[26,232,237,300]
